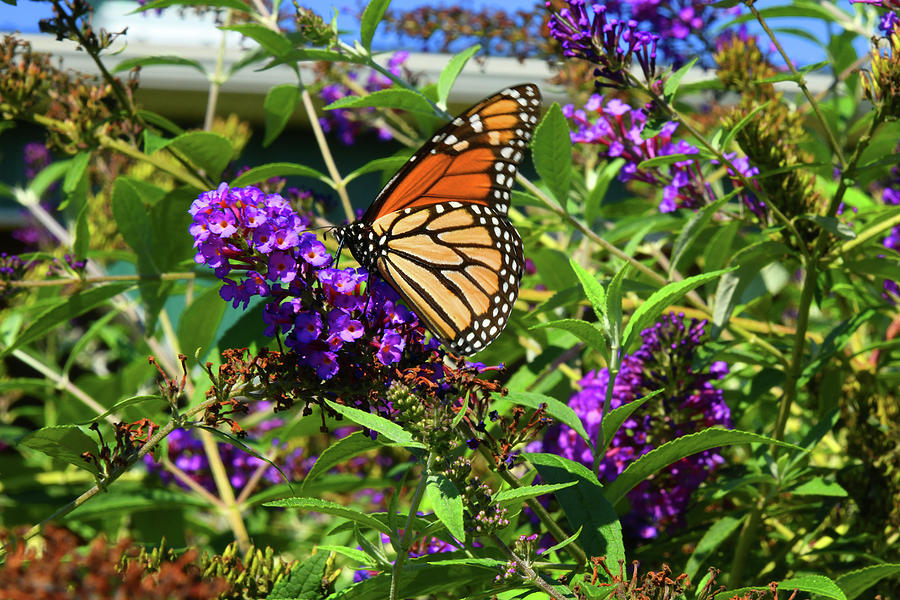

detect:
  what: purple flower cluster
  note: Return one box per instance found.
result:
[319,52,409,145]
[546,1,741,75]
[528,314,731,539]
[879,163,900,298]
[564,95,711,212]
[189,183,440,382]
[546,1,659,87]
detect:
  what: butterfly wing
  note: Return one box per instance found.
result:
[364,84,541,221]
[342,84,541,355]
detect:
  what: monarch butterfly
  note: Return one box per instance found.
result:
[334,84,541,355]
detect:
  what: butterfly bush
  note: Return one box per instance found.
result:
[189,183,441,384]
[528,314,731,539]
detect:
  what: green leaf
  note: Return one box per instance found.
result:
[170,131,233,178]
[542,526,583,558]
[133,0,251,14]
[343,155,409,185]
[360,0,391,51]
[315,545,374,565]
[526,453,624,565]
[499,391,591,448]
[803,215,856,240]
[720,101,770,151]
[425,473,464,541]
[63,151,91,195]
[530,319,606,355]
[29,160,71,197]
[437,44,480,106]
[222,24,292,56]
[569,259,607,320]
[605,263,628,349]
[685,515,742,580]
[263,84,300,147]
[599,390,660,457]
[324,400,424,448]
[79,395,165,425]
[836,564,900,600]
[638,153,703,169]
[622,269,732,351]
[712,241,790,333]
[137,109,184,135]
[777,575,846,600]
[663,57,698,100]
[791,477,848,497]
[532,102,572,204]
[68,485,207,519]
[584,158,623,225]
[669,194,732,278]
[19,425,100,476]
[2,283,133,357]
[324,88,437,117]
[177,285,227,362]
[302,431,384,490]
[603,428,802,506]
[230,161,329,187]
[72,192,90,259]
[325,556,501,600]
[494,481,577,506]
[267,551,329,600]
[113,55,206,74]
[265,497,392,534]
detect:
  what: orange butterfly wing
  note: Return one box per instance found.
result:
[364,84,541,220]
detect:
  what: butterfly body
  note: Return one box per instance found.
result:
[334,84,541,355]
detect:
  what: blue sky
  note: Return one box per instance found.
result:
[0,0,870,66]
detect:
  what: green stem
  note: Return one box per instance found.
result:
[389,454,433,600]
[203,10,233,132]
[490,534,569,600]
[198,428,252,552]
[299,86,354,221]
[728,499,765,587]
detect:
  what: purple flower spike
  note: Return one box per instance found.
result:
[528,314,731,540]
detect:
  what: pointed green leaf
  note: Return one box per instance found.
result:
[177,284,227,362]
[685,515,742,580]
[623,268,732,351]
[836,564,900,600]
[777,575,846,600]
[324,88,436,117]
[791,477,848,497]
[113,55,206,74]
[603,428,802,506]
[532,102,572,204]
[265,497,392,534]
[669,194,732,278]
[425,473,464,541]
[170,131,233,178]
[134,0,250,13]
[663,57,698,100]
[569,259,606,319]
[230,161,329,187]
[530,319,606,355]
[584,158,623,225]
[267,551,329,599]
[437,44,480,106]
[263,84,300,147]
[343,155,409,185]
[222,24,292,56]
[360,0,391,51]
[79,395,165,425]
[302,430,385,490]
[2,283,133,357]
[324,400,424,448]
[494,481,577,506]
[599,390,660,457]
[19,425,100,476]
